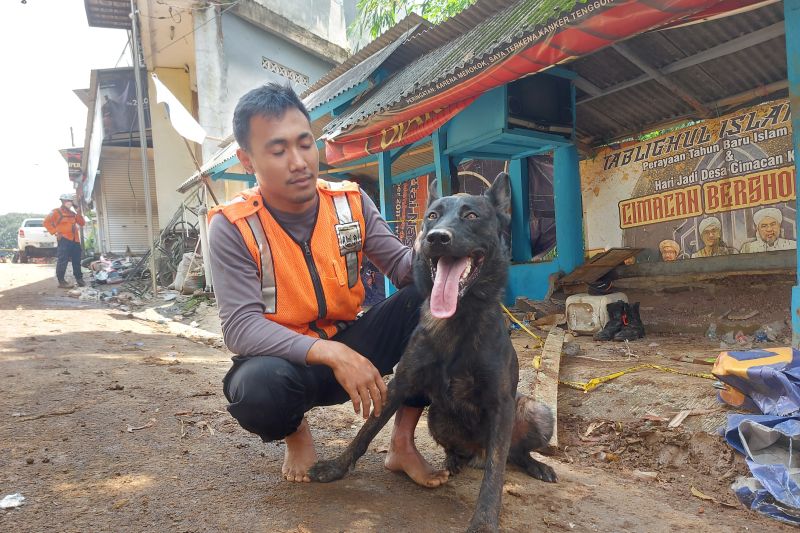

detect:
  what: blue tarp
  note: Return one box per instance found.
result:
[717,349,800,525]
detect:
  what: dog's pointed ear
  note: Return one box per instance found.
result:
[427,179,440,207]
[486,172,511,215]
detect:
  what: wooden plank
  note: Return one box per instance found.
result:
[559,247,642,285]
[532,326,565,448]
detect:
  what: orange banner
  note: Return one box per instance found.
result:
[325,98,475,166]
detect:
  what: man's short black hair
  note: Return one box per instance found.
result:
[233,83,311,151]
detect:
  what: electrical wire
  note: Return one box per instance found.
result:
[114,35,132,68]
[145,0,243,60]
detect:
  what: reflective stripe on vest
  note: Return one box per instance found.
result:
[331,194,360,288]
[244,213,277,314]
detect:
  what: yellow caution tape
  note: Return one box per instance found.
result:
[385,218,423,224]
[559,363,715,393]
[499,303,712,392]
[500,303,544,347]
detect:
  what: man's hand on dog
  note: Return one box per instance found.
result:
[307,340,387,419]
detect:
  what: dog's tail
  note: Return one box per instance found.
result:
[513,395,554,452]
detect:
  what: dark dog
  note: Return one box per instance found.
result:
[309,173,555,532]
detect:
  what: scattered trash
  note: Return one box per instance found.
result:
[668,409,692,428]
[593,451,620,463]
[189,321,199,328]
[515,296,538,313]
[162,293,178,302]
[0,493,25,509]
[583,421,607,437]
[690,486,738,508]
[753,329,769,343]
[126,418,156,433]
[705,323,717,340]
[90,255,137,286]
[563,342,581,357]
[734,331,752,348]
[632,470,658,481]
[648,342,659,347]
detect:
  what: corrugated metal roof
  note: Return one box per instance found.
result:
[177,142,241,193]
[302,14,430,97]
[573,1,786,144]
[84,0,132,30]
[324,0,575,136]
[303,25,421,112]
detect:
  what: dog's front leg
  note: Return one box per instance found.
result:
[466,397,515,533]
[308,381,402,483]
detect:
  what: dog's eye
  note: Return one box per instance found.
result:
[465,212,478,220]
[427,212,438,220]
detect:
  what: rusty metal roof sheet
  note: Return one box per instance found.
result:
[324,0,573,136]
[573,1,787,144]
[84,0,132,30]
[302,14,429,97]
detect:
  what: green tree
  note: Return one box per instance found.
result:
[351,0,477,43]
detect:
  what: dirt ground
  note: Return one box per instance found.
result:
[0,263,793,532]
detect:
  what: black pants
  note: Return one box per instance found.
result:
[56,238,83,283]
[223,285,425,442]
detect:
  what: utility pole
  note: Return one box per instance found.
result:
[129,0,158,295]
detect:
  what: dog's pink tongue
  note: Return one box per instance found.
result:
[430,256,469,319]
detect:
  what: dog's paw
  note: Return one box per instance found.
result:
[307,458,350,483]
[525,459,557,483]
[444,452,469,476]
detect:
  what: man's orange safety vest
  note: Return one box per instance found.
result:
[43,207,84,242]
[210,180,366,339]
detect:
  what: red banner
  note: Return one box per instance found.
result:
[325,98,475,165]
[325,0,759,165]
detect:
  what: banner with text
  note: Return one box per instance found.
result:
[581,99,796,262]
[324,0,759,164]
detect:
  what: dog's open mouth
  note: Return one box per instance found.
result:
[429,254,484,319]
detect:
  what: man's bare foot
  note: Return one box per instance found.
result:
[384,442,450,488]
[384,406,449,488]
[282,418,317,482]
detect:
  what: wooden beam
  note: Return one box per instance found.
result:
[612,43,710,116]
[579,22,785,106]
[532,326,565,449]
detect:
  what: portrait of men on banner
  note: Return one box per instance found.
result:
[691,217,738,258]
[658,239,684,261]
[740,207,797,253]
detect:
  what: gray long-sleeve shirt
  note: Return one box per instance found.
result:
[208,189,413,365]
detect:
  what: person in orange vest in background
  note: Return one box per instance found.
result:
[44,193,86,289]
[208,84,452,488]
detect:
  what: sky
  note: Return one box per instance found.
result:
[0,0,130,215]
